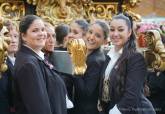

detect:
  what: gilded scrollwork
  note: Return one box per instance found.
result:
[85,2,118,21]
[127,10,141,21]
[26,0,39,5]
[144,30,165,71]
[25,0,141,24]
[0,0,141,25]
[129,0,141,7]
[33,0,92,25]
[35,0,73,25]
[0,1,25,21]
[0,18,10,75]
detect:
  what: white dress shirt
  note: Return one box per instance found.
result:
[8,55,16,65]
[104,47,122,80]
[104,47,122,114]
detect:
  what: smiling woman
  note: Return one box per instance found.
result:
[13,15,67,114]
[72,20,109,114]
[20,16,47,53]
[98,13,156,114]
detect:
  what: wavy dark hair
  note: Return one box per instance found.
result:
[111,13,137,97]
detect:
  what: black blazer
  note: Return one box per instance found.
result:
[0,57,14,114]
[147,71,165,114]
[73,48,106,114]
[99,52,155,114]
[14,45,67,114]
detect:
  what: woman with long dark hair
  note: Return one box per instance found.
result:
[98,13,156,114]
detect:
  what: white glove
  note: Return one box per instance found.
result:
[109,105,121,114]
[66,94,74,109]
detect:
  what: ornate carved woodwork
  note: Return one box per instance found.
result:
[0,0,141,25]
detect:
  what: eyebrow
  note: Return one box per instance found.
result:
[110,26,124,28]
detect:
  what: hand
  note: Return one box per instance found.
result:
[97,99,103,112]
[109,105,121,114]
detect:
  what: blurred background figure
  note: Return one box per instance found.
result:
[0,20,19,114]
[44,22,74,112]
[54,24,70,51]
[43,22,56,65]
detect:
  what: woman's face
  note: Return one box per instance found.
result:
[22,19,47,52]
[7,28,19,54]
[85,23,105,52]
[69,22,84,39]
[110,19,131,49]
[44,26,56,52]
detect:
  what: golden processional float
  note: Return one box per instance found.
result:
[2,0,162,74]
[0,0,141,24]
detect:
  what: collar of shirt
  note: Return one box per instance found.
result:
[104,47,123,80]
[107,47,123,59]
[8,55,16,66]
[23,44,45,60]
[38,51,45,60]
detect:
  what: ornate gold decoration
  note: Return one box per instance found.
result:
[123,0,141,7]
[0,18,10,77]
[84,0,141,21]
[144,30,165,71]
[0,1,25,21]
[0,0,141,24]
[84,2,119,21]
[127,10,141,21]
[26,0,38,5]
[67,39,87,75]
[26,0,141,24]
[0,35,10,74]
[27,0,91,25]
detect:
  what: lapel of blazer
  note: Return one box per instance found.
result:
[20,45,43,61]
[6,57,14,75]
[101,55,111,76]
[99,55,111,98]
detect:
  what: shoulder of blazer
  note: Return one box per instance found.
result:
[88,48,105,61]
[126,52,146,71]
[6,57,14,69]
[16,46,43,63]
[15,51,43,73]
[127,52,145,64]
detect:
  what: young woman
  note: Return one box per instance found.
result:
[14,15,67,114]
[72,20,109,114]
[69,19,89,40]
[43,22,56,65]
[98,13,156,114]
[0,20,19,114]
[44,22,56,53]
